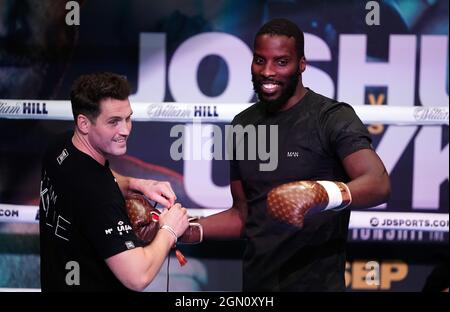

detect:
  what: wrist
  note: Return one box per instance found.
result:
[317,181,352,211]
[160,224,177,245]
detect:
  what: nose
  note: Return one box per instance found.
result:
[260,62,275,78]
[119,120,132,136]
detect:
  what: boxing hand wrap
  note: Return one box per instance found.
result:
[267,181,352,228]
[125,193,203,245]
[179,216,203,245]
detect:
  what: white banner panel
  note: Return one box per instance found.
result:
[1,203,448,232]
[0,100,448,125]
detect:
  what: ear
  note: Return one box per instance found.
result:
[299,56,306,73]
[75,114,92,135]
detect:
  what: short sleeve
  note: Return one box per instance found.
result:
[320,103,373,160]
[80,198,144,259]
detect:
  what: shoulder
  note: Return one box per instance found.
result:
[305,90,351,113]
[42,131,75,166]
[232,102,264,126]
[44,131,72,155]
[43,132,108,180]
[305,90,358,121]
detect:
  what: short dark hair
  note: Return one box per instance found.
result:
[255,18,305,58]
[70,72,131,121]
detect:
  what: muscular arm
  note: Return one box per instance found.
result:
[343,148,391,208]
[105,229,176,291]
[105,204,188,291]
[198,180,248,239]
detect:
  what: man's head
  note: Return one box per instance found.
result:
[71,72,132,157]
[251,18,306,113]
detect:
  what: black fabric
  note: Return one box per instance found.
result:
[229,89,373,291]
[422,255,449,292]
[39,131,144,292]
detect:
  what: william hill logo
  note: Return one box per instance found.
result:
[23,102,48,115]
[194,105,218,117]
[0,101,21,115]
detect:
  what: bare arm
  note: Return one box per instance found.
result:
[343,148,391,209]
[111,170,176,208]
[198,180,248,239]
[105,204,188,291]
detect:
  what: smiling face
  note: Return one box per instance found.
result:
[87,98,133,157]
[251,34,306,113]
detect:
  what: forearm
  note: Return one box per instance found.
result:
[347,170,390,209]
[111,170,155,196]
[106,229,175,291]
[342,149,391,209]
[199,207,245,239]
[139,230,177,285]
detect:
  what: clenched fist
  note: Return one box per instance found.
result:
[267,180,352,228]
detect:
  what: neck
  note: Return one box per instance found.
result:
[279,84,308,112]
[72,130,106,165]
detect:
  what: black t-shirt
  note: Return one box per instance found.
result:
[39,132,144,292]
[230,89,372,291]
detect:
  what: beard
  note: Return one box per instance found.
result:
[252,71,300,114]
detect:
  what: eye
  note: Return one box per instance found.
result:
[277,59,288,66]
[253,56,264,65]
[108,120,119,126]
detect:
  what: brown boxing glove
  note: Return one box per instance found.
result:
[125,192,161,244]
[267,180,352,228]
[180,216,203,245]
[125,193,203,245]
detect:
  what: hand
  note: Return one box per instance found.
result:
[267,180,351,228]
[125,193,192,266]
[159,203,189,238]
[132,179,176,208]
[125,193,202,244]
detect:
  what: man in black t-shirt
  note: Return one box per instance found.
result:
[198,18,391,291]
[39,72,189,291]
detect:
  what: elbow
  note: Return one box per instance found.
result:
[119,267,155,292]
[384,182,391,203]
[125,276,153,292]
[378,174,391,204]
[106,248,156,292]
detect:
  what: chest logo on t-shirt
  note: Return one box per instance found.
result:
[57,149,69,165]
[287,151,300,158]
[116,221,132,235]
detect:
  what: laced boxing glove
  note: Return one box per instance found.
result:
[125,193,203,245]
[125,192,161,243]
[267,181,352,228]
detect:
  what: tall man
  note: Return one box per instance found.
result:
[198,18,390,291]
